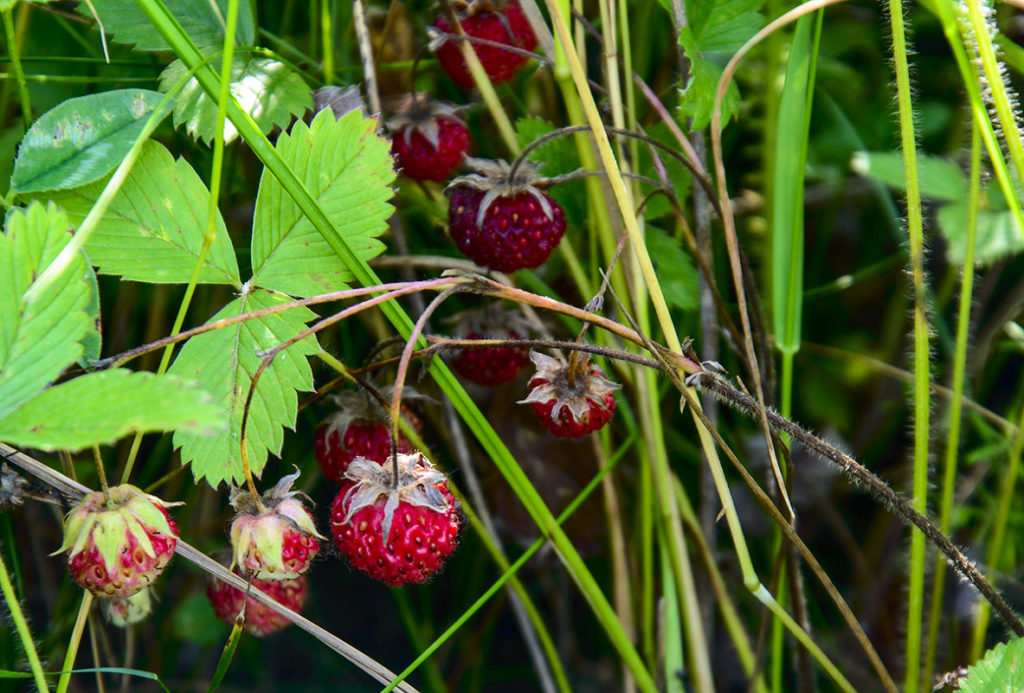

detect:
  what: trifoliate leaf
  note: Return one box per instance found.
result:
[676,0,763,130]
[160,54,312,146]
[957,638,1024,692]
[168,289,321,488]
[516,116,586,227]
[250,109,395,297]
[10,89,169,195]
[0,202,91,421]
[851,150,968,202]
[36,141,241,286]
[79,0,255,52]
[645,227,699,311]
[0,370,222,451]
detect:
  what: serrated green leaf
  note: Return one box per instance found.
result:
[35,141,241,286]
[937,202,1024,266]
[958,638,1024,692]
[250,109,395,297]
[160,54,312,146]
[9,90,169,196]
[168,289,321,487]
[851,150,968,202]
[80,0,254,52]
[0,369,222,451]
[0,202,91,420]
[516,116,587,227]
[645,227,699,311]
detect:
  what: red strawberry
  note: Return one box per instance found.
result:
[432,1,537,89]
[229,470,322,580]
[207,570,308,637]
[446,158,567,272]
[387,95,470,182]
[520,351,619,438]
[315,389,419,483]
[331,452,461,586]
[450,304,532,386]
[57,484,179,598]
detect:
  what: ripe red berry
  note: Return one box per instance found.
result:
[315,390,419,483]
[207,570,308,637]
[432,1,537,89]
[331,453,461,586]
[229,470,322,580]
[520,351,619,438]
[57,484,179,598]
[450,304,532,386]
[446,158,567,272]
[388,97,470,182]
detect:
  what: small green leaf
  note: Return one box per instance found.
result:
[250,109,395,297]
[160,54,312,146]
[634,122,694,219]
[36,141,241,286]
[937,202,1024,266]
[516,116,586,227]
[958,638,1024,692]
[80,0,255,52]
[645,227,699,311]
[851,150,968,202]
[10,90,169,196]
[0,369,223,451]
[0,202,91,420]
[168,289,321,488]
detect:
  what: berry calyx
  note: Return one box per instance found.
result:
[229,470,322,580]
[57,484,179,598]
[446,157,567,272]
[432,1,537,89]
[315,389,419,483]
[387,95,470,182]
[520,351,620,438]
[450,304,532,386]
[207,570,308,637]
[331,452,461,586]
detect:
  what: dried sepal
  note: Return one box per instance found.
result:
[519,351,620,424]
[446,157,564,227]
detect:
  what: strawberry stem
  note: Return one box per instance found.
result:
[92,446,111,503]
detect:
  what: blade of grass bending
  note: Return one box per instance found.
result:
[660,527,685,693]
[56,592,92,693]
[131,1,655,688]
[887,2,931,690]
[922,115,981,686]
[207,621,243,693]
[0,546,47,693]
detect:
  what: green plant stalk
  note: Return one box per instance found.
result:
[390,589,447,693]
[321,0,334,85]
[970,390,1024,660]
[207,621,243,693]
[132,2,654,685]
[639,440,655,669]
[923,116,980,685]
[2,7,31,130]
[121,0,244,483]
[0,547,47,693]
[57,592,93,693]
[888,2,930,690]
[659,523,685,693]
[382,433,632,693]
[962,0,1024,206]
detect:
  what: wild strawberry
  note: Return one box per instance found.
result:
[102,586,153,627]
[431,0,537,89]
[446,157,567,272]
[520,351,619,438]
[207,570,308,636]
[315,389,420,483]
[387,95,470,182]
[450,304,532,386]
[331,452,461,586]
[56,485,179,598]
[229,470,322,580]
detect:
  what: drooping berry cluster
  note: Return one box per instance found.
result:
[520,351,620,438]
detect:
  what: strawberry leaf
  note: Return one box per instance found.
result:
[9,89,170,196]
[79,0,255,52]
[957,638,1024,692]
[159,54,312,146]
[645,227,699,311]
[0,202,92,421]
[168,289,321,488]
[0,370,222,451]
[35,141,242,286]
[250,108,395,297]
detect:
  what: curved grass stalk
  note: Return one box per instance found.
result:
[56,592,92,693]
[0,547,48,693]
